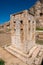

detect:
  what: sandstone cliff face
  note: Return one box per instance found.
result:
[29,0,43,28]
[40,0,43,3]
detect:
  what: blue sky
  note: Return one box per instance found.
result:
[0,0,38,24]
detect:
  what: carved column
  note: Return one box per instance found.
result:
[15,20,21,49]
[10,15,14,34]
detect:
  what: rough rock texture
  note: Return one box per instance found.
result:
[40,0,43,3]
[29,0,43,28]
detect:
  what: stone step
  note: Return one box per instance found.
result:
[5,46,27,63]
[8,45,27,57]
[27,47,41,65]
[4,45,38,65]
[5,45,37,58]
[11,45,38,57]
[32,47,40,58]
[28,45,38,57]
